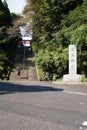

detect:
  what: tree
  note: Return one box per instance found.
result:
[0,0,20,79]
[23,0,87,80]
[0,0,12,26]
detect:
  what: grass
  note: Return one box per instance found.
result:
[56,75,87,82]
[36,66,44,81]
[56,78,63,82]
[82,75,87,82]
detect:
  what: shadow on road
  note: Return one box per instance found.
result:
[0,82,63,95]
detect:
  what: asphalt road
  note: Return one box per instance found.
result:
[0,81,87,130]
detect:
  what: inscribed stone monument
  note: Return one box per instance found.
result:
[63,45,82,82]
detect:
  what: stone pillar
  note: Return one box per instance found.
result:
[63,45,82,82]
[69,45,77,75]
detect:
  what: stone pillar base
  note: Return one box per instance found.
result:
[63,74,82,82]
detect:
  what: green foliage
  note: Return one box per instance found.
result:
[0,0,19,79]
[0,52,9,79]
[78,51,87,76]
[36,48,68,80]
[70,25,87,47]
[0,0,12,27]
[24,0,87,80]
[82,75,87,82]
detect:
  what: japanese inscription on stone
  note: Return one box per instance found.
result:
[69,45,77,75]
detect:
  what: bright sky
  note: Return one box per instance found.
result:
[2,0,26,14]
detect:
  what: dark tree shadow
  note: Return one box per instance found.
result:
[0,82,63,95]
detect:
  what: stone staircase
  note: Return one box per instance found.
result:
[10,47,38,81]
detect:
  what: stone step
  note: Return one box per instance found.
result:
[10,48,38,81]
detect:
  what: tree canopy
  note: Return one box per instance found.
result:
[0,0,86,80]
[23,0,87,80]
[0,0,20,79]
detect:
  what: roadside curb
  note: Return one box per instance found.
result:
[52,81,87,85]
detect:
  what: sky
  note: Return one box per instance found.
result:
[2,0,26,14]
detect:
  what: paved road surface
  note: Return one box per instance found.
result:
[0,81,87,130]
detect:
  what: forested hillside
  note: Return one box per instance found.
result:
[0,0,19,79]
[23,0,87,81]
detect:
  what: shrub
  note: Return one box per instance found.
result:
[36,47,68,80]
